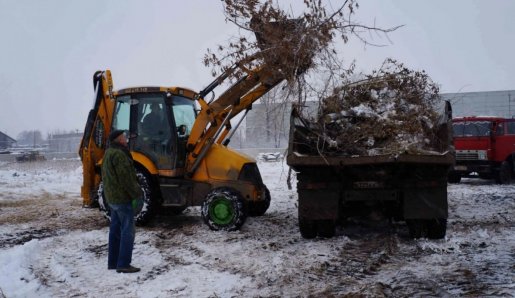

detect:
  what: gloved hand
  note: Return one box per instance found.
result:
[132,198,144,215]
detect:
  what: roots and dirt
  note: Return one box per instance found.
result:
[0,160,513,297]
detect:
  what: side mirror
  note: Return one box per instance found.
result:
[177,125,187,136]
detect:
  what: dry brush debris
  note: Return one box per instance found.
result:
[204,0,400,83]
[294,59,447,157]
[205,1,444,158]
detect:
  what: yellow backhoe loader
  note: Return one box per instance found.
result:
[78,52,289,230]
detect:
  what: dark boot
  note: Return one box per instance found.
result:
[116,265,140,273]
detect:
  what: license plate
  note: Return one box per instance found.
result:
[454,165,467,171]
[353,181,383,189]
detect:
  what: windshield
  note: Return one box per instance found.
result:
[171,96,196,135]
[453,121,492,137]
[111,92,196,170]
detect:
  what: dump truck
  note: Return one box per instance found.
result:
[449,116,515,184]
[287,101,455,239]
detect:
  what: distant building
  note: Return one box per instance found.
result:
[48,132,82,153]
[0,131,16,149]
[440,90,515,118]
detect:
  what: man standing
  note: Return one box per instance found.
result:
[102,129,142,273]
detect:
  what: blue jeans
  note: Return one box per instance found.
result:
[108,203,135,269]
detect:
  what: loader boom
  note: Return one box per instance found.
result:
[78,70,115,206]
[185,61,285,176]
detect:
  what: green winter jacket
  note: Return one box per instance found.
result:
[101,143,142,205]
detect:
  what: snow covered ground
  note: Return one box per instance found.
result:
[0,159,514,297]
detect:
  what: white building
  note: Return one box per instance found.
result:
[441,90,515,118]
[48,132,82,153]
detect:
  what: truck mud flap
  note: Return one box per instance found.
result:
[403,187,448,219]
[298,189,339,220]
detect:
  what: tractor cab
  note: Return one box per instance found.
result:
[111,87,197,175]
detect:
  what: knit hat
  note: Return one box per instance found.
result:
[109,130,125,142]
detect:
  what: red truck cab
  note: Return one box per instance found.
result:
[449,116,515,184]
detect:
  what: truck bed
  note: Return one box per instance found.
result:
[287,150,455,168]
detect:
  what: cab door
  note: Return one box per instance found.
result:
[112,93,175,172]
[133,94,174,170]
[112,92,196,176]
[168,95,197,169]
[495,120,515,162]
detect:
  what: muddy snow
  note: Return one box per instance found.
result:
[0,159,513,297]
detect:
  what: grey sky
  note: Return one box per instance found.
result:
[0,0,514,138]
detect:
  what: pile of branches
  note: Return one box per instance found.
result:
[296,59,446,157]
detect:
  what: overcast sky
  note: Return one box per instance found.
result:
[1,0,514,138]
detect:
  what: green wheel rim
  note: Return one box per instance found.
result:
[209,197,234,225]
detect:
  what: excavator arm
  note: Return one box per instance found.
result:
[185,59,285,177]
[79,70,115,206]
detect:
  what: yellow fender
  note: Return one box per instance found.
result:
[131,152,159,175]
[192,144,254,182]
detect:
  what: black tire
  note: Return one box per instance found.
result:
[495,161,511,184]
[299,217,317,239]
[406,219,424,239]
[427,218,447,239]
[317,219,336,238]
[98,169,156,226]
[248,186,271,216]
[447,173,461,184]
[201,187,247,231]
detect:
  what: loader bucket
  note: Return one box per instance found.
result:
[251,18,314,77]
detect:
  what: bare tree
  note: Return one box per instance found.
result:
[259,86,290,148]
[16,130,44,147]
[204,0,401,93]
[204,1,406,149]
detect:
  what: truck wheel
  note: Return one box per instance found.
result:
[495,161,511,184]
[447,173,461,184]
[317,220,336,238]
[427,218,447,239]
[406,219,424,239]
[97,170,156,226]
[248,187,271,216]
[299,217,317,239]
[201,187,247,231]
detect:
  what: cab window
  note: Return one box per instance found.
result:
[506,121,515,135]
[171,96,196,136]
[453,121,491,137]
[112,100,131,131]
[496,122,505,135]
